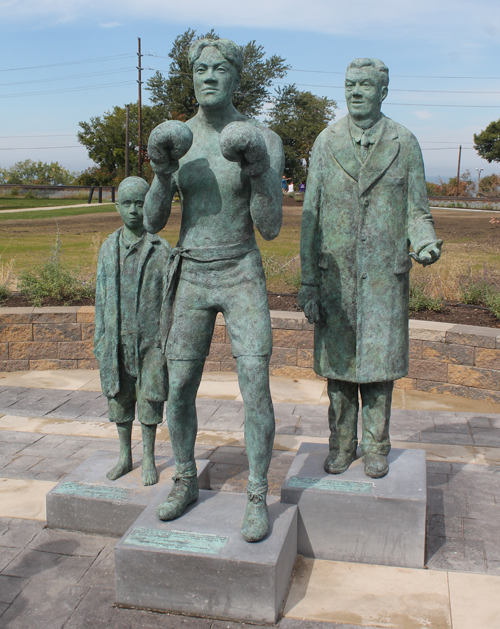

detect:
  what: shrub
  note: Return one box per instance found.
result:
[409,281,444,312]
[18,235,95,307]
[459,265,500,320]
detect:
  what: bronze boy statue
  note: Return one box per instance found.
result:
[94,176,171,486]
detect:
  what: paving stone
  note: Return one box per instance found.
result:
[471,428,500,447]
[1,454,44,473]
[0,546,22,572]
[0,580,89,629]
[485,541,500,561]
[419,432,474,445]
[209,449,248,465]
[0,430,43,445]
[427,488,467,519]
[78,543,115,586]
[0,574,29,604]
[463,518,500,545]
[280,621,380,629]
[485,560,500,575]
[0,387,30,409]
[0,441,30,455]
[427,514,464,539]
[0,518,45,548]
[3,549,94,582]
[28,528,109,557]
[426,537,486,572]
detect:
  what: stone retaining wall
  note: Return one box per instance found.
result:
[1,306,500,403]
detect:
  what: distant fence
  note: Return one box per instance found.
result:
[429,196,500,204]
[0,184,116,203]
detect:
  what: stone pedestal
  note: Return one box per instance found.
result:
[114,489,297,623]
[281,443,426,568]
[46,451,211,537]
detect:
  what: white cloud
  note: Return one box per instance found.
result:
[414,110,432,120]
[99,21,122,28]
[3,0,500,42]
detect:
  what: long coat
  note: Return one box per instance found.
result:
[94,228,171,399]
[300,114,438,383]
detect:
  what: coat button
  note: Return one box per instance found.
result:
[361,235,367,242]
[363,198,369,207]
[361,272,367,279]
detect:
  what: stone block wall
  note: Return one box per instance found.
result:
[1,306,500,403]
[0,306,97,371]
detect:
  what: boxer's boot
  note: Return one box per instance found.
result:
[241,480,269,543]
[156,462,199,521]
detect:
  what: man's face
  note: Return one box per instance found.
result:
[345,66,387,121]
[116,185,145,231]
[193,46,239,109]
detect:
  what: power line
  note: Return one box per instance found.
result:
[0,54,136,73]
[0,67,134,88]
[0,146,84,150]
[0,81,136,99]
[0,134,76,138]
[274,81,500,95]
[289,68,500,80]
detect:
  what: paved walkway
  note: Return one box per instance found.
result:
[0,370,499,628]
[0,202,114,214]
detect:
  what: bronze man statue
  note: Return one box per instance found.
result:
[298,58,442,479]
[143,38,284,541]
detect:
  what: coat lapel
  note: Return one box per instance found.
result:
[359,117,400,195]
[328,115,361,182]
[135,233,156,312]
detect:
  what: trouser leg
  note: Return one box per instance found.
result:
[166,359,205,477]
[359,381,393,456]
[327,379,359,455]
[237,355,275,489]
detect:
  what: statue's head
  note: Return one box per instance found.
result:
[345,58,389,123]
[188,38,243,110]
[116,176,149,232]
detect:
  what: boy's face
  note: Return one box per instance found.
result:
[116,185,146,231]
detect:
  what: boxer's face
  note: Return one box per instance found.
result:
[193,46,239,110]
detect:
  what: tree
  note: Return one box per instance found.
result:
[474,120,500,163]
[77,103,163,185]
[266,85,337,182]
[425,169,475,197]
[479,173,500,196]
[146,28,289,120]
[0,159,77,185]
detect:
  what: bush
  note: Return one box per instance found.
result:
[459,265,500,320]
[0,284,9,302]
[409,281,444,312]
[18,235,95,307]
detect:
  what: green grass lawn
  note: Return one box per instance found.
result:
[0,204,115,222]
[0,197,109,211]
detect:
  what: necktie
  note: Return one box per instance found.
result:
[360,133,371,161]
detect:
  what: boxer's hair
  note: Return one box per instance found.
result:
[188,38,243,77]
[347,58,389,88]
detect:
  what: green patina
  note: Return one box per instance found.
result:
[123,527,228,555]
[143,38,285,543]
[53,481,132,501]
[298,58,443,480]
[288,476,373,494]
[94,177,171,488]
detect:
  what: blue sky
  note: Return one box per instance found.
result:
[1,0,500,182]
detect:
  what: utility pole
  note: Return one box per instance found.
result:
[476,167,483,196]
[137,37,143,177]
[125,104,130,178]
[456,145,462,197]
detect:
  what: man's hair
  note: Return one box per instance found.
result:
[188,38,243,77]
[117,176,149,200]
[347,58,389,88]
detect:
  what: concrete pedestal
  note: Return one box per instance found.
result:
[281,443,426,568]
[114,489,297,623]
[46,451,210,537]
